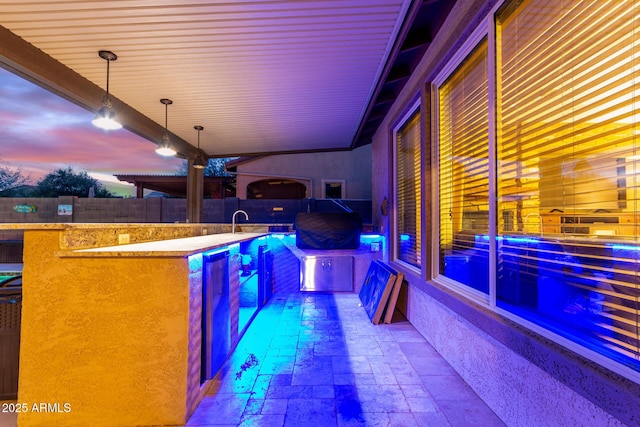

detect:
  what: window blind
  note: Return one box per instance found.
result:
[396,109,421,268]
[438,39,490,293]
[496,0,640,365]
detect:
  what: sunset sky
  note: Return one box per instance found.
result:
[0,67,185,196]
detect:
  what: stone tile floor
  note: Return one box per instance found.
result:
[185,292,506,427]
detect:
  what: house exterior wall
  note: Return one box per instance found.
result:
[234,145,372,199]
[406,285,629,427]
[371,0,639,426]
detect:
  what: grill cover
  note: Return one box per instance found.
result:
[294,212,362,249]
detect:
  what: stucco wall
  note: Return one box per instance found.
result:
[235,146,372,199]
[371,0,638,425]
[18,230,194,426]
[407,285,629,427]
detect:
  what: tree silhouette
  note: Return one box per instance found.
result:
[175,158,235,177]
[0,158,30,196]
[33,167,114,197]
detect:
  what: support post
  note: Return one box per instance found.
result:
[186,160,203,223]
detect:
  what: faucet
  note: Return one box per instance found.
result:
[232,210,249,234]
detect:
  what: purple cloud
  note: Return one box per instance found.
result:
[0,68,184,185]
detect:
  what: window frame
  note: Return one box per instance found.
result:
[321,179,345,199]
[432,20,491,303]
[428,0,640,383]
[392,98,422,274]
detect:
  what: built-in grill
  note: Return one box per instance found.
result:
[294,212,361,292]
[294,212,362,250]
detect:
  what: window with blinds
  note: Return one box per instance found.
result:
[395,108,421,268]
[496,0,640,368]
[438,39,490,294]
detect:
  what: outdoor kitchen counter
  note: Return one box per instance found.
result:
[9,225,269,427]
[59,232,268,257]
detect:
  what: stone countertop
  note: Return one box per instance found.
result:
[0,223,286,250]
[56,232,268,258]
[0,223,218,230]
[0,223,71,230]
[0,223,291,230]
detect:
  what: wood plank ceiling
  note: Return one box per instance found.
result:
[0,0,455,159]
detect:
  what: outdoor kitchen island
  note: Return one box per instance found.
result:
[1,223,269,427]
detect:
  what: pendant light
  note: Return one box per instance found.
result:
[192,125,207,169]
[155,98,177,156]
[92,50,123,130]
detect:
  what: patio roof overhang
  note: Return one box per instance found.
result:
[0,0,456,158]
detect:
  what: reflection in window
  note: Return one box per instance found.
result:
[438,39,489,294]
[496,0,639,369]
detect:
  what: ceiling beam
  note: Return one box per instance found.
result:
[375,89,399,105]
[0,25,198,159]
[400,28,432,53]
[385,64,412,85]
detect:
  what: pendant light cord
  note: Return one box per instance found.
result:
[105,59,110,98]
[164,102,168,133]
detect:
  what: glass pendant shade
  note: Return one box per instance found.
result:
[156,132,177,157]
[92,99,122,130]
[193,154,207,169]
[92,50,122,130]
[192,125,207,169]
[156,98,177,156]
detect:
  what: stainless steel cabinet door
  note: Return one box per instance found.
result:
[301,256,353,291]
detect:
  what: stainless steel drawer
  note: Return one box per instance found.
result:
[300,256,353,291]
